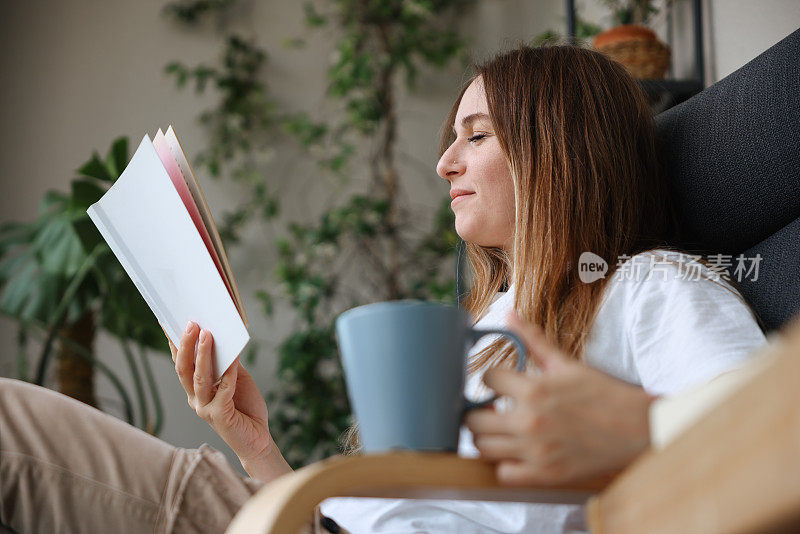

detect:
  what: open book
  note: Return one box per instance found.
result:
[87,126,250,380]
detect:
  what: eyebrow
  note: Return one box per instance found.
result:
[453,112,491,133]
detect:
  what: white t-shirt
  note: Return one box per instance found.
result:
[320,249,767,533]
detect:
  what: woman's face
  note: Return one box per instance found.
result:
[437,76,515,251]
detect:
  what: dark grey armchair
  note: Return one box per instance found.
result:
[658,27,800,331]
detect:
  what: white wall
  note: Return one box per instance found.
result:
[1,0,798,473]
[708,0,800,82]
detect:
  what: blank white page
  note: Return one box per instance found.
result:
[87,135,249,380]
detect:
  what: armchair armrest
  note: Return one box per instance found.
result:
[586,315,800,533]
[226,452,616,534]
[227,315,800,534]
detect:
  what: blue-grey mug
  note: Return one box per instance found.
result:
[335,300,527,453]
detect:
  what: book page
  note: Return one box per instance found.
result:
[163,126,249,327]
[87,135,249,380]
[152,129,241,322]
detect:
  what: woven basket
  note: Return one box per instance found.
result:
[593,24,671,80]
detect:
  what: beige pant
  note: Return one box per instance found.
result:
[0,378,339,534]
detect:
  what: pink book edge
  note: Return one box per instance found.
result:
[163,126,249,327]
[151,130,241,321]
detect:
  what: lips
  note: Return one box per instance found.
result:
[449,189,475,200]
[450,190,475,207]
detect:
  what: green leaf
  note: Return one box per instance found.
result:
[303,2,327,27]
[242,342,258,365]
[256,289,273,317]
[532,29,561,46]
[0,262,39,318]
[105,137,129,180]
[165,61,189,88]
[39,190,67,214]
[282,37,306,49]
[0,221,35,257]
[77,153,113,182]
[20,271,62,321]
[77,152,113,182]
[72,217,104,254]
[0,249,34,285]
[70,179,106,210]
[0,220,31,239]
[32,216,86,276]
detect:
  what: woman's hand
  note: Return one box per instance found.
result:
[465,311,656,486]
[165,321,291,482]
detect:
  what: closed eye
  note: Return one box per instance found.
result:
[468,133,488,143]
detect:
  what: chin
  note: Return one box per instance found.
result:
[454,219,478,243]
[455,221,502,248]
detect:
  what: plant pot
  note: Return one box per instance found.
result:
[593,24,671,80]
[56,310,97,407]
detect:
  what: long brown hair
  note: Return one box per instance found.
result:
[440,44,680,371]
[341,44,759,455]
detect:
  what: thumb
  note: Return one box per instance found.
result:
[506,310,569,372]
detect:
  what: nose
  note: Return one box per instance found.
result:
[436,144,465,182]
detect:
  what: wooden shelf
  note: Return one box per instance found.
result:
[565,0,706,113]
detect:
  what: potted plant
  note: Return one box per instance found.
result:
[0,138,168,434]
[592,0,674,79]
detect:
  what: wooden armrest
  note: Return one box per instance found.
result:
[587,315,800,534]
[226,452,616,534]
[228,317,800,534]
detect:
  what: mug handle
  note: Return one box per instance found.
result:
[462,328,528,412]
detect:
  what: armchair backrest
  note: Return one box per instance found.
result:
[656,28,800,332]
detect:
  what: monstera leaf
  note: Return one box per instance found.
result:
[0,138,127,326]
[0,136,168,433]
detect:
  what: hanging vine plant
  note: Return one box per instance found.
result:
[162,0,471,466]
[163,19,282,244]
[266,0,471,466]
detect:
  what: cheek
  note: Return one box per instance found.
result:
[480,155,515,218]
[454,152,515,246]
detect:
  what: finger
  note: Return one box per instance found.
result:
[482,367,536,398]
[168,338,177,362]
[506,311,569,372]
[159,322,178,361]
[473,435,522,461]
[175,321,199,399]
[496,459,548,486]
[464,407,515,435]
[194,329,215,406]
[210,356,239,408]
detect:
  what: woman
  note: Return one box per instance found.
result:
[316,45,766,532]
[0,45,766,533]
